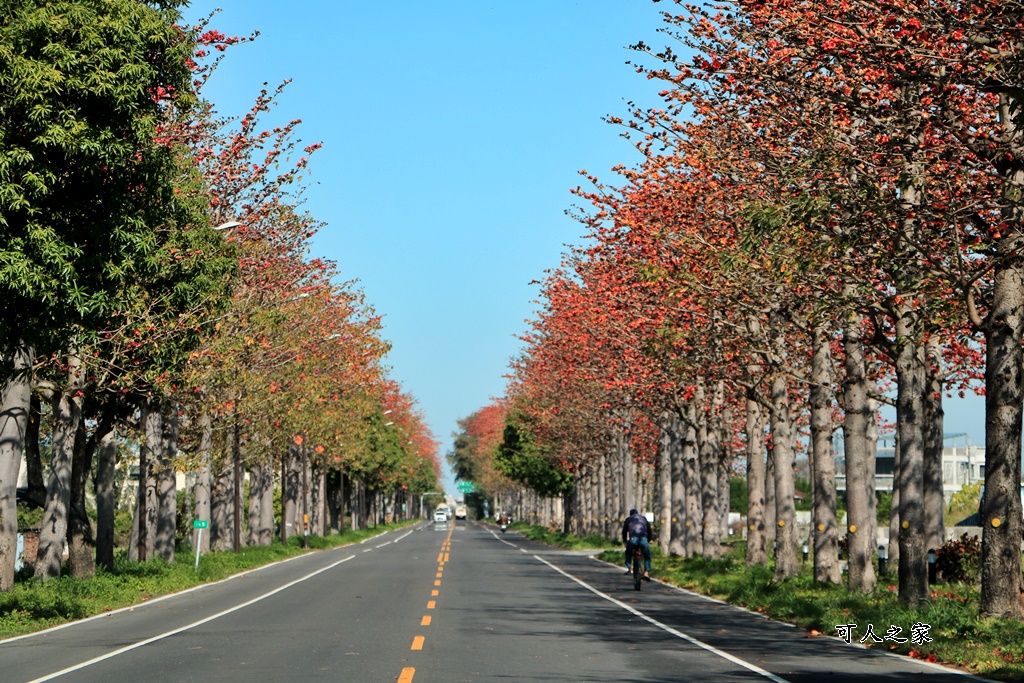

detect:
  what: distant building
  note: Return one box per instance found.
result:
[835,433,985,501]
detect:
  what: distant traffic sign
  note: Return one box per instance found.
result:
[193,519,209,529]
[457,481,476,493]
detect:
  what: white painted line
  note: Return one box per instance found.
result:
[26,555,357,683]
[375,541,392,548]
[534,555,793,683]
[0,549,313,645]
[363,548,374,553]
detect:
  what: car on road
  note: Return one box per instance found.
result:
[454,505,467,520]
[436,504,452,520]
[433,510,448,524]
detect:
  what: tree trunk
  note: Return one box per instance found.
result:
[682,401,703,557]
[894,312,928,607]
[697,381,721,558]
[36,354,86,579]
[210,459,234,552]
[94,416,118,572]
[657,411,673,550]
[310,464,324,536]
[888,438,901,568]
[67,418,94,578]
[745,387,767,567]
[24,393,45,508]
[810,324,840,584]
[129,408,158,563]
[193,413,212,554]
[923,337,946,554]
[247,458,273,546]
[154,403,178,563]
[770,372,798,581]
[980,237,1024,618]
[764,438,776,544]
[843,304,876,593]
[0,344,32,590]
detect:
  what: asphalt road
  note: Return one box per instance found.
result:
[0,522,986,682]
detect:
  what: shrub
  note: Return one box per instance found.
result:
[936,533,981,584]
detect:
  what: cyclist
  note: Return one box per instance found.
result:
[622,508,651,580]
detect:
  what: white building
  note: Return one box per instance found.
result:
[835,433,985,500]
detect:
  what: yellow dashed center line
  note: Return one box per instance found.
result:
[421,615,432,626]
[398,668,415,683]
[427,600,436,609]
[434,580,441,586]
[411,636,425,651]
[431,589,438,596]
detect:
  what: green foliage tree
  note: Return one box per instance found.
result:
[0,0,217,587]
[495,411,573,499]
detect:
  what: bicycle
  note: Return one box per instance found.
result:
[630,540,638,589]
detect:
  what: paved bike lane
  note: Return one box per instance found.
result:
[504,531,985,683]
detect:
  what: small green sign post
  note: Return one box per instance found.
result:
[193,520,209,571]
[457,481,476,494]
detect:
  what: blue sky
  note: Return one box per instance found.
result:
[183,1,666,491]
[183,1,988,492]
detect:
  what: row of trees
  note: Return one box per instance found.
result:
[460,0,1024,620]
[0,0,438,590]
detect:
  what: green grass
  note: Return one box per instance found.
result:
[595,542,1024,682]
[508,522,621,551]
[0,521,415,640]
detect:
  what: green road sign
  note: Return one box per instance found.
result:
[193,519,209,529]
[457,481,476,493]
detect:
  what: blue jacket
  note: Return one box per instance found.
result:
[622,513,651,543]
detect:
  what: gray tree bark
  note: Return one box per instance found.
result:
[894,308,928,607]
[0,344,32,590]
[94,417,118,572]
[682,401,703,557]
[923,337,946,554]
[154,404,178,563]
[770,372,798,581]
[36,354,86,579]
[697,380,721,558]
[193,413,212,554]
[980,219,1024,618]
[843,304,876,593]
[810,324,840,584]
[745,387,767,567]
[657,411,673,550]
[210,459,235,552]
[67,419,94,578]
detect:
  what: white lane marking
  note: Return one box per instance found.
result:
[534,555,793,683]
[1,548,313,646]
[26,555,358,683]
[363,548,374,553]
[394,529,415,543]
[487,528,519,548]
[375,541,393,548]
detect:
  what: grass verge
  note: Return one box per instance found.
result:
[594,541,1024,682]
[509,522,621,551]
[0,521,416,640]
